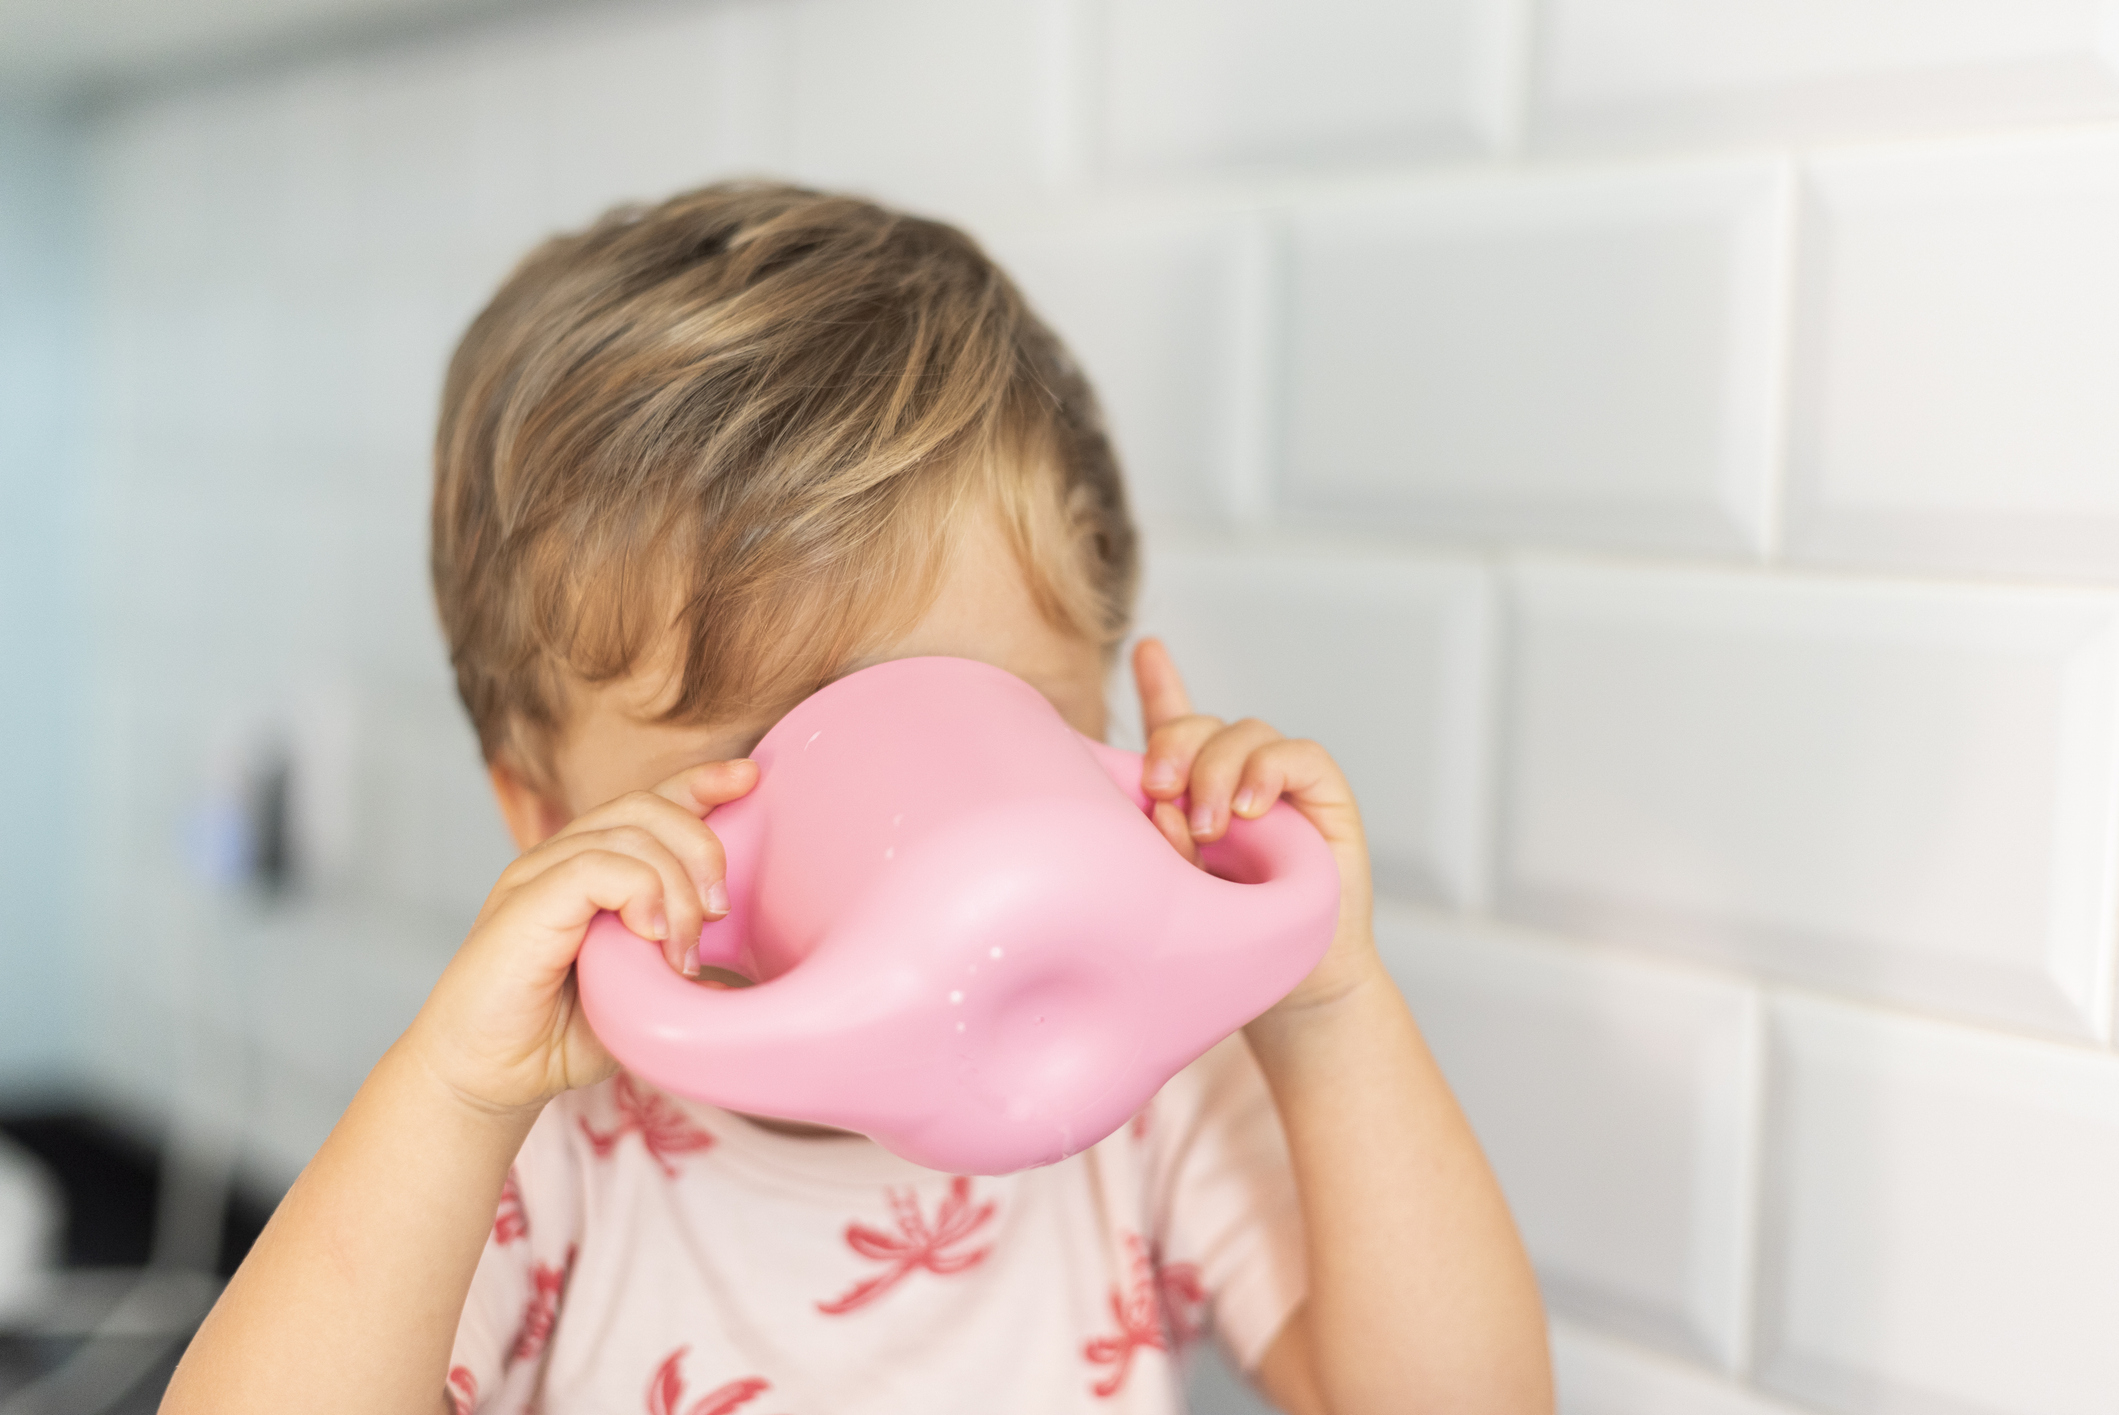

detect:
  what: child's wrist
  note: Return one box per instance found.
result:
[387,1027,549,1137]
[1245,946,1393,1047]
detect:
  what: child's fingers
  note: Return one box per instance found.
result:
[506,826,705,974]
[1182,718,1286,842]
[1141,712,1225,800]
[1150,800,1202,867]
[549,790,731,921]
[485,845,685,978]
[1230,738,1363,843]
[659,758,759,816]
[1132,638,1194,736]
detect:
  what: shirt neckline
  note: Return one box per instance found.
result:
[668,1092,968,1188]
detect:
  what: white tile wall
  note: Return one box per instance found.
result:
[1281,159,1789,554]
[0,117,84,1090]
[90,98,221,280]
[355,261,482,474]
[1758,997,2119,1415]
[54,2,2119,1411]
[1539,0,2119,149]
[1554,1322,1812,1415]
[1500,561,2119,1042]
[1385,912,1759,1367]
[1139,543,1491,906]
[1788,129,2119,580]
[785,0,1059,209]
[243,900,462,1176]
[73,15,521,1208]
[267,64,362,274]
[978,210,1258,527]
[528,0,793,233]
[1097,0,1524,173]
[346,46,481,267]
[361,672,519,925]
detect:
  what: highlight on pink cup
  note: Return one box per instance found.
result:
[574,655,1340,1176]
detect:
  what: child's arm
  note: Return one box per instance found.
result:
[160,760,758,1415]
[1133,640,1552,1415]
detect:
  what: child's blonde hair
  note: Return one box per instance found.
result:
[432,181,1138,785]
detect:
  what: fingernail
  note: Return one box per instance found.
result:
[705,879,730,916]
[1190,805,1214,836]
[682,943,701,977]
[1146,761,1178,790]
[649,909,669,941]
[1233,788,1257,815]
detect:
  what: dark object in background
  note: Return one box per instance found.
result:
[0,1109,280,1411]
[249,749,294,897]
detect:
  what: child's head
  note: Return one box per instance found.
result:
[432,182,1138,830]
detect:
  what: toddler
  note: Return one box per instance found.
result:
[163,183,1550,1414]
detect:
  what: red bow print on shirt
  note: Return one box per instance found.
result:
[445,1365,477,1415]
[580,1073,716,1177]
[816,1176,997,1315]
[492,1167,528,1245]
[645,1347,771,1415]
[1083,1232,1207,1398]
[509,1243,577,1366]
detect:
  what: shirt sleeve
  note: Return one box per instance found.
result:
[446,1099,585,1414]
[1143,1033,1309,1373]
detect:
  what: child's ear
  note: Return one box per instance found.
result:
[489,759,570,851]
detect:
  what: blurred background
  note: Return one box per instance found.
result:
[7,1,2119,1411]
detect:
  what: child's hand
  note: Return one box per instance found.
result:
[401,759,760,1117]
[1133,638,1377,1014]
[1136,637,1550,1413]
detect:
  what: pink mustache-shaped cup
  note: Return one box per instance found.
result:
[574,655,1339,1175]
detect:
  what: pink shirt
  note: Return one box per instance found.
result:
[446,1035,1307,1414]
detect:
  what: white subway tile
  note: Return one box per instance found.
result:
[529,0,794,231]
[1282,160,1788,554]
[979,212,1257,528]
[1386,915,1758,1366]
[91,102,217,279]
[1759,997,2119,1415]
[1539,0,2119,149]
[81,980,181,1133]
[267,272,366,456]
[1139,544,1490,906]
[346,49,480,268]
[441,30,557,266]
[1098,0,1522,173]
[355,264,473,473]
[785,0,1057,208]
[99,902,463,1186]
[96,275,276,466]
[1499,562,2119,1041]
[177,284,278,451]
[1789,130,2119,580]
[176,83,289,280]
[264,64,361,275]
[363,673,517,927]
[1554,1322,1811,1415]
[246,900,458,1100]
[332,517,452,680]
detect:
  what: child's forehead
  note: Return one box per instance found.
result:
[548,661,772,810]
[575,638,780,740]
[539,504,1105,806]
